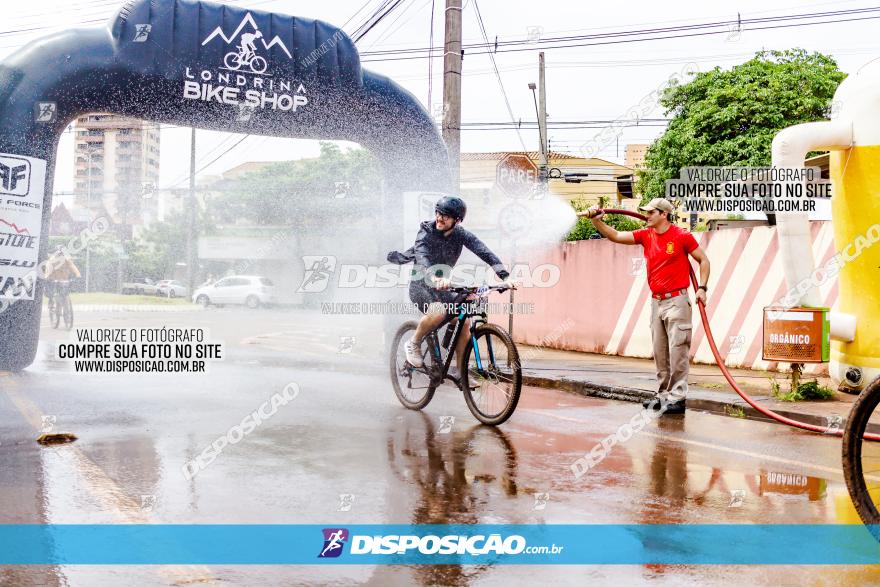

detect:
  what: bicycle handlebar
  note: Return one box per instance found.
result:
[447,284,513,295]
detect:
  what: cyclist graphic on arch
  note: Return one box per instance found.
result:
[224,29,268,74]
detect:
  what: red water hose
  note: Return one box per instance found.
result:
[596,208,878,440]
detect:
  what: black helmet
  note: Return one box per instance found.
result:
[435,196,467,221]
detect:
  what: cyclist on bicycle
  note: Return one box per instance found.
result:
[390,196,514,373]
[44,246,80,308]
[239,30,263,61]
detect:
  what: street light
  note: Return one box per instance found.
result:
[527,81,547,177]
[527,83,541,151]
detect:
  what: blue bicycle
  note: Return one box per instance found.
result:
[390,285,522,426]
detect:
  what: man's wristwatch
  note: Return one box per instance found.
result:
[698,285,708,292]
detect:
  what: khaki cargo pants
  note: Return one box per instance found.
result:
[650,293,692,400]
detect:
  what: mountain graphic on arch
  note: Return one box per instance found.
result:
[201,12,293,59]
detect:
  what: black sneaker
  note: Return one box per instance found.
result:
[641,396,686,414]
[661,399,686,414]
[642,396,662,410]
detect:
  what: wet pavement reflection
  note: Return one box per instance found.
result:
[1,310,878,584]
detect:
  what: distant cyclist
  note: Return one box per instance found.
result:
[44,246,80,309]
[389,196,514,375]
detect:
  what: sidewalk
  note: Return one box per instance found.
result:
[519,344,864,431]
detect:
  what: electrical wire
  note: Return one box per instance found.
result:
[359,6,880,61]
[427,0,435,108]
[166,134,251,189]
[365,0,433,50]
[340,0,381,29]
[472,0,527,152]
[361,6,880,56]
[353,0,406,43]
[349,0,393,39]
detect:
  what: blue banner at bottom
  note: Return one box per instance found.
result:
[0,525,878,565]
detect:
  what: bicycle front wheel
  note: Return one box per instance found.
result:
[49,297,60,329]
[390,321,438,410]
[843,375,880,536]
[461,323,522,426]
[62,295,74,330]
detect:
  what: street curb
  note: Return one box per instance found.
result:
[521,373,869,433]
[71,304,202,312]
[522,374,652,403]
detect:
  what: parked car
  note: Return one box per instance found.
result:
[191,276,276,308]
[156,279,188,298]
[121,278,158,295]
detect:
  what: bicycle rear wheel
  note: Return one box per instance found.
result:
[843,375,880,537]
[62,295,74,330]
[461,323,522,426]
[390,321,438,410]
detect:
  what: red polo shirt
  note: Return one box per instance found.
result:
[632,225,699,294]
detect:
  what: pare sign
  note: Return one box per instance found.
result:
[496,154,538,197]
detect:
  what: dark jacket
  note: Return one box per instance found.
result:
[387,221,509,280]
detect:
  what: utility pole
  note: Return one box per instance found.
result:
[186,128,196,292]
[442,0,462,190]
[85,150,93,293]
[83,145,103,293]
[537,51,548,183]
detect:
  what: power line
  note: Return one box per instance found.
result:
[462,118,670,125]
[2,0,122,24]
[166,135,251,189]
[359,6,880,61]
[340,0,382,29]
[352,0,407,42]
[427,0,436,108]
[365,0,433,49]
[0,0,277,43]
[361,6,880,56]
[384,44,880,81]
[349,0,393,39]
[472,0,527,152]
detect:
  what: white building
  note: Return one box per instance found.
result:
[73,114,160,234]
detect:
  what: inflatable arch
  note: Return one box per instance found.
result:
[0,0,451,371]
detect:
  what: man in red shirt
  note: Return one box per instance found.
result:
[581,198,711,414]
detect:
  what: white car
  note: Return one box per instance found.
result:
[121,278,158,295]
[192,275,276,309]
[156,279,188,298]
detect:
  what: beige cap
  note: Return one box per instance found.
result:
[639,197,674,214]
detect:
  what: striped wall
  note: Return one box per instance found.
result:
[498,222,838,374]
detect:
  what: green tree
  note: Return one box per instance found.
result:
[637,49,846,203]
[127,210,209,280]
[566,197,643,241]
[206,142,382,229]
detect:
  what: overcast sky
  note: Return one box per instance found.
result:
[3,0,880,193]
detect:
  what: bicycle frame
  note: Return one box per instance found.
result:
[424,294,495,388]
[46,280,69,306]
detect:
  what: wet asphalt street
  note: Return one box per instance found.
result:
[1,308,878,586]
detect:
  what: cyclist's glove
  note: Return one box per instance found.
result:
[386,247,415,265]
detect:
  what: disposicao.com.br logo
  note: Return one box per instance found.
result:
[318,528,564,558]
